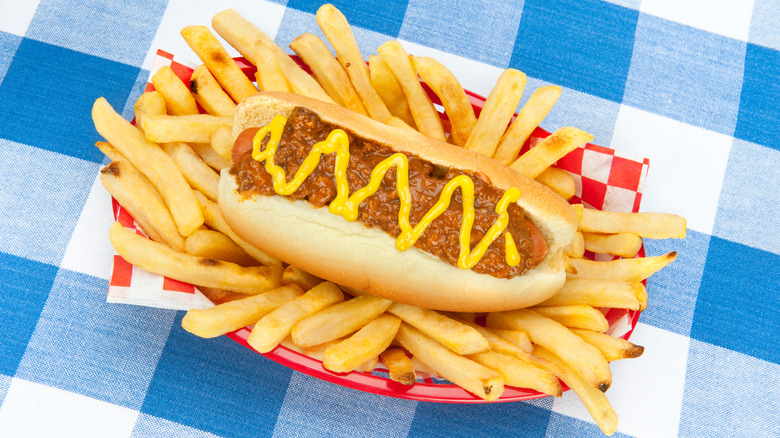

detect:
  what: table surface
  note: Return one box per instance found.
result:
[1,1,778,437]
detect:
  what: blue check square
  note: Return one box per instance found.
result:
[735,43,780,151]
[140,314,293,438]
[287,0,409,38]
[399,0,524,67]
[0,32,22,85]
[408,399,552,437]
[0,39,140,164]
[690,237,780,364]
[623,14,745,135]
[510,0,638,103]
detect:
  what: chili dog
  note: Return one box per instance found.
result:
[219,92,577,312]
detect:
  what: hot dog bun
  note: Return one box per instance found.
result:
[219,91,578,312]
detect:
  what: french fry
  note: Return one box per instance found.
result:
[539,279,645,310]
[209,125,234,160]
[181,284,304,338]
[492,86,561,165]
[570,329,645,362]
[377,41,446,140]
[133,91,167,129]
[280,336,378,373]
[180,25,258,103]
[162,142,220,201]
[323,313,401,373]
[395,323,504,401]
[193,191,281,266]
[190,142,233,170]
[582,232,643,258]
[534,346,618,435]
[316,4,390,121]
[535,167,576,200]
[532,305,610,332]
[211,9,333,103]
[464,68,526,157]
[490,329,533,353]
[579,208,688,239]
[292,295,393,347]
[95,141,126,162]
[290,33,368,116]
[151,65,198,116]
[410,56,477,146]
[509,127,593,178]
[197,287,251,305]
[92,97,204,236]
[486,308,612,392]
[379,347,416,385]
[184,229,258,267]
[565,231,585,258]
[568,252,677,282]
[247,282,345,353]
[456,320,537,361]
[369,55,416,128]
[108,222,282,295]
[190,64,236,117]
[387,302,489,355]
[252,40,291,93]
[140,114,232,144]
[282,265,324,291]
[467,350,562,397]
[100,161,185,251]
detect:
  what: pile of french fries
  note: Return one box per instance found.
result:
[91,5,686,435]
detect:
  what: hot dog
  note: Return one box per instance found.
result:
[218,91,578,312]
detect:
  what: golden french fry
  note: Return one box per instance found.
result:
[211,9,333,103]
[209,125,234,160]
[467,350,562,397]
[535,167,576,200]
[387,302,489,355]
[539,279,645,310]
[465,69,526,157]
[290,33,368,116]
[489,329,533,353]
[95,141,126,163]
[316,4,390,121]
[456,319,536,361]
[133,91,167,129]
[151,65,198,116]
[379,347,416,385]
[182,284,304,338]
[410,56,476,146]
[377,41,446,140]
[92,98,204,236]
[193,191,281,266]
[369,55,416,128]
[253,40,290,93]
[197,287,251,305]
[162,142,219,201]
[100,161,185,251]
[180,25,257,103]
[282,265,324,291]
[532,305,609,332]
[579,208,688,239]
[565,230,586,258]
[570,329,645,362]
[140,114,232,144]
[510,127,593,178]
[395,323,504,401]
[292,295,393,347]
[190,142,233,171]
[281,336,377,372]
[582,232,643,258]
[323,313,401,373]
[190,64,236,117]
[568,252,677,282]
[493,86,561,165]
[184,229,258,267]
[109,222,282,294]
[534,346,618,435]
[486,308,612,392]
[247,282,345,353]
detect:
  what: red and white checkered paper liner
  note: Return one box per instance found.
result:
[106,49,650,402]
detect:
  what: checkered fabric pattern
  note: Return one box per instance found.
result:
[1,1,777,436]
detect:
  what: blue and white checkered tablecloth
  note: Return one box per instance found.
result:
[1,1,778,437]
